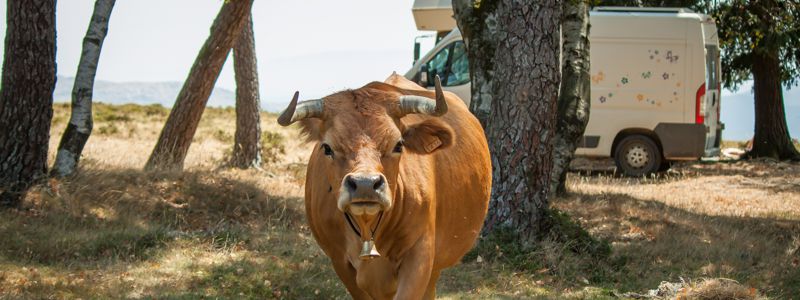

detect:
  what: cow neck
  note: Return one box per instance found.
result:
[343,210,383,240]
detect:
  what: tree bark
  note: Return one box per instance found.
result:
[455,0,563,246]
[145,0,254,171]
[550,0,591,198]
[747,51,800,160]
[453,1,499,127]
[52,0,116,177]
[0,0,57,207]
[230,14,262,169]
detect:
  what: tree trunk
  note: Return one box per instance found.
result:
[453,1,499,127]
[230,14,262,169]
[0,0,57,207]
[747,51,800,160]
[52,0,116,177]
[145,0,254,171]
[550,0,591,198]
[455,0,563,246]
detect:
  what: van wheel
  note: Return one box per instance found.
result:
[614,135,662,177]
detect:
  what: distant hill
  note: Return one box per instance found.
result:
[54,75,236,108]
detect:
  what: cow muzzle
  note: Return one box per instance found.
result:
[337,173,391,216]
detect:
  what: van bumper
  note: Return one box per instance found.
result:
[654,123,706,160]
[704,147,721,157]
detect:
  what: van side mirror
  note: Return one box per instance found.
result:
[413,42,421,64]
[418,65,429,87]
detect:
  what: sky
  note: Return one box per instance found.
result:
[0,1,796,140]
[0,0,435,104]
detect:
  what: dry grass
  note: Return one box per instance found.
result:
[569,158,800,219]
[1,103,798,299]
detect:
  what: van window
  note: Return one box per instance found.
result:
[424,41,470,87]
[426,45,450,85]
[705,45,719,90]
[448,42,470,86]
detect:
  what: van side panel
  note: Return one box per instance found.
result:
[577,15,691,157]
[406,10,721,161]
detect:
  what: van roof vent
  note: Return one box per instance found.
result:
[593,6,695,14]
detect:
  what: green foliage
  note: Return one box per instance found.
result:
[94,102,168,122]
[542,209,612,258]
[710,0,800,89]
[260,130,285,165]
[464,209,611,282]
[212,129,233,143]
[97,123,119,135]
[201,106,235,120]
[94,104,132,123]
[0,211,169,264]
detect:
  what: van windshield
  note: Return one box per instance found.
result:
[705,45,720,90]
[424,41,470,87]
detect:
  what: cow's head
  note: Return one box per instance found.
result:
[277,77,454,218]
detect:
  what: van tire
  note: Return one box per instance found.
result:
[614,135,662,177]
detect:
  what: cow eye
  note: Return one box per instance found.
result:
[393,141,404,153]
[321,143,334,157]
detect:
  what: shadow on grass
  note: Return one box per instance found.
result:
[149,227,349,300]
[3,166,798,298]
[437,191,800,298]
[0,166,332,298]
[566,191,800,297]
[0,166,304,268]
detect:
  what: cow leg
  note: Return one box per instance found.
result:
[393,235,435,299]
[331,259,371,300]
[422,269,441,300]
[356,257,397,300]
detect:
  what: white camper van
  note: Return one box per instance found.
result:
[406,3,723,176]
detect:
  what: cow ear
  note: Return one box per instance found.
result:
[298,119,323,141]
[402,119,455,154]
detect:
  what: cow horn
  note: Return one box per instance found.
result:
[398,75,448,116]
[277,91,324,126]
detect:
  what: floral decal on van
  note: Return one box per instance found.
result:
[591,71,605,84]
[648,49,660,60]
[666,51,679,63]
[648,49,680,63]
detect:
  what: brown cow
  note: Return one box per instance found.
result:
[277,74,491,299]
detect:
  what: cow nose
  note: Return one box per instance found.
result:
[344,174,385,195]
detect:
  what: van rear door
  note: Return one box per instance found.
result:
[701,16,722,157]
[703,44,722,156]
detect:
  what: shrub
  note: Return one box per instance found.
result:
[261,130,286,165]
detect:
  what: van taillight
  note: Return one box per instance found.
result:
[696,83,706,124]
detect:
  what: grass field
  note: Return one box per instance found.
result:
[1,103,798,299]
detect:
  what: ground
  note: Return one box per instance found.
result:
[0,103,798,299]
